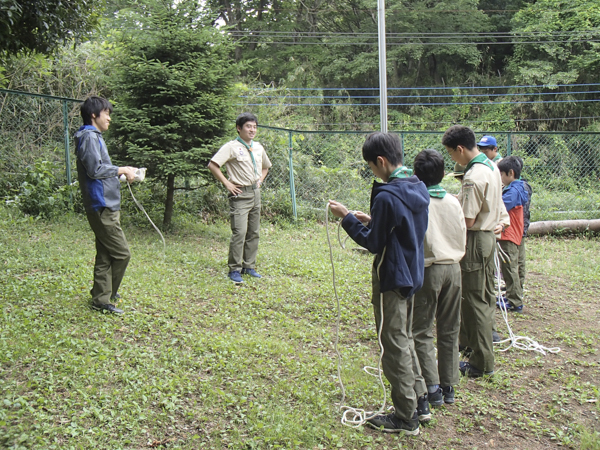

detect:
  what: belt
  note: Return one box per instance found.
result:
[239,184,258,191]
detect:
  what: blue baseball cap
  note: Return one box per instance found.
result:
[477,135,497,147]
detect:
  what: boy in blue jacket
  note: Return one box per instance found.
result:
[75,96,137,314]
[329,132,430,435]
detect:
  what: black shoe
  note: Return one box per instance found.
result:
[92,303,124,314]
[427,388,444,407]
[459,344,473,357]
[417,394,432,422]
[492,331,501,343]
[441,386,455,404]
[111,293,121,300]
[459,361,494,378]
[366,411,420,435]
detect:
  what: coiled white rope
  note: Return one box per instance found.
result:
[325,204,389,428]
[126,181,166,258]
[493,242,560,355]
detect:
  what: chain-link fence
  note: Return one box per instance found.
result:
[0,89,81,192]
[259,127,600,222]
[2,89,600,222]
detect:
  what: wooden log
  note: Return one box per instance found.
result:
[528,219,600,236]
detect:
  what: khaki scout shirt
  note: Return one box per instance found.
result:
[211,139,272,186]
[458,162,504,231]
[424,195,467,267]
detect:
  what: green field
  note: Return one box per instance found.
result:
[1,208,599,449]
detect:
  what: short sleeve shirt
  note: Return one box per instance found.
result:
[458,162,503,231]
[211,139,272,186]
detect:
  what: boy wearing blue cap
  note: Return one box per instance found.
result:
[478,135,502,163]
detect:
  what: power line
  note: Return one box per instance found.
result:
[241,99,600,107]
[240,90,600,100]
[248,83,600,91]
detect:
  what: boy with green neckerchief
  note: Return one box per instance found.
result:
[412,149,466,406]
[443,126,504,378]
[208,113,272,283]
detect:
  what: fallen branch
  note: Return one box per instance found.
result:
[528,219,600,236]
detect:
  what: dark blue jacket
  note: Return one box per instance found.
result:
[75,125,121,212]
[342,176,429,296]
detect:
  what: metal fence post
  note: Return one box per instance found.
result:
[288,131,297,220]
[506,132,512,156]
[63,100,73,205]
[400,132,405,161]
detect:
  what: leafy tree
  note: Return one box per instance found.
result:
[0,0,105,55]
[109,0,238,228]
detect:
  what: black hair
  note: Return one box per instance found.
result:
[497,155,522,179]
[362,132,403,166]
[413,149,445,187]
[441,125,476,151]
[236,112,258,130]
[80,96,113,125]
[514,155,524,170]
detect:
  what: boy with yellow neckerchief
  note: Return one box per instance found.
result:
[442,126,504,378]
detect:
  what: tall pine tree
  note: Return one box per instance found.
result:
[110,0,238,227]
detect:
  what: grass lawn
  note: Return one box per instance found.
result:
[1,207,599,449]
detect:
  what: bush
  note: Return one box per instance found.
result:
[6,160,77,219]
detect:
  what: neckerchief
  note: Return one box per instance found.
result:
[465,153,494,174]
[427,184,447,198]
[236,136,258,177]
[493,153,502,162]
[388,166,413,180]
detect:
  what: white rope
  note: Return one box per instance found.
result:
[493,242,560,355]
[325,204,388,428]
[126,181,166,258]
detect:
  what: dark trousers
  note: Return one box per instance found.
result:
[86,208,131,306]
[413,263,462,387]
[372,266,426,421]
[459,230,496,372]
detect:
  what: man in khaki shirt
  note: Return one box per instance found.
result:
[208,113,272,283]
[412,149,466,407]
[443,125,504,378]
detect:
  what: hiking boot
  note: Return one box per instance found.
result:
[492,331,501,343]
[442,386,455,404]
[417,394,431,422]
[92,303,124,314]
[366,411,420,435]
[459,361,494,378]
[241,268,262,278]
[427,388,444,407]
[228,271,243,283]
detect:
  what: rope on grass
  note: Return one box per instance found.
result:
[325,203,388,428]
[126,181,166,258]
[493,242,560,355]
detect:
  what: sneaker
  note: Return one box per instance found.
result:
[228,271,243,283]
[441,386,455,404]
[241,268,262,278]
[417,394,431,422]
[427,388,444,407]
[92,303,124,314]
[509,304,523,313]
[459,361,494,378]
[492,331,501,343]
[496,296,510,309]
[366,411,420,435]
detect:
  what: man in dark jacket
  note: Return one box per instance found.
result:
[75,96,137,314]
[329,132,430,435]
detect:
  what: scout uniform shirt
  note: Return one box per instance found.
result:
[424,193,467,267]
[211,139,272,186]
[458,155,504,231]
